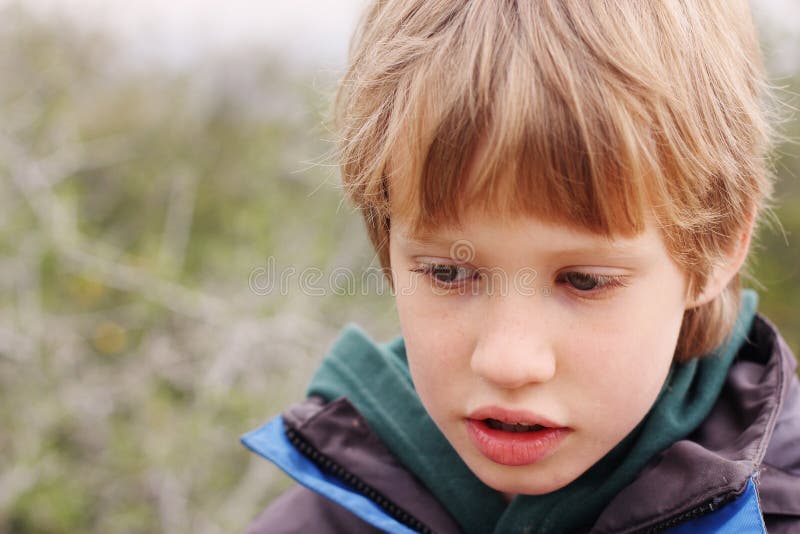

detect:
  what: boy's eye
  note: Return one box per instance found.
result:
[556,271,625,293]
[562,272,599,291]
[411,263,476,286]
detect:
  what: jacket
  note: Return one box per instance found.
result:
[242,315,800,533]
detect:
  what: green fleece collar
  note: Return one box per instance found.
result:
[308,290,758,533]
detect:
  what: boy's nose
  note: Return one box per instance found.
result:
[469,295,557,390]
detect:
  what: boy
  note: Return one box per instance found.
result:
[242,1,800,532]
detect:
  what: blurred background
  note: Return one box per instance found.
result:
[0,1,797,532]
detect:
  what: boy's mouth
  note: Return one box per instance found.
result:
[484,418,547,433]
[465,407,571,465]
[466,419,571,466]
[467,406,561,429]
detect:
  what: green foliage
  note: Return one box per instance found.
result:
[0,7,396,534]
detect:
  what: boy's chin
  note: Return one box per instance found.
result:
[471,461,580,497]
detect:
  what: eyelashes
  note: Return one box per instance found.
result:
[410,262,629,296]
[554,271,628,293]
[410,264,478,286]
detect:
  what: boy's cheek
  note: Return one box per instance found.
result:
[396,297,475,383]
[398,303,472,366]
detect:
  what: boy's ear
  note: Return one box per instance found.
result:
[686,210,756,309]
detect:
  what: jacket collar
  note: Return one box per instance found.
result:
[591,314,800,533]
[281,396,464,534]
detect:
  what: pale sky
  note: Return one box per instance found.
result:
[2,0,798,74]
[1,0,370,70]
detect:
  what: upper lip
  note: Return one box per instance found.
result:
[467,406,565,428]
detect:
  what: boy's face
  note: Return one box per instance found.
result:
[389,209,689,496]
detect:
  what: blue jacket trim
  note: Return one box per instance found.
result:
[241,415,418,534]
[665,477,766,533]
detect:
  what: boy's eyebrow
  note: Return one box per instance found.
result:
[397,230,460,247]
[541,242,649,260]
[399,229,652,259]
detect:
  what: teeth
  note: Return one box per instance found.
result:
[485,418,546,432]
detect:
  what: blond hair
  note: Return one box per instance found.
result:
[334,0,774,360]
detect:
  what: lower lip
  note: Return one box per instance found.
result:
[465,419,571,466]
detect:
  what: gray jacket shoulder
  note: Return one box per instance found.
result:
[246,485,383,534]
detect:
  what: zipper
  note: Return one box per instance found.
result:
[635,490,739,534]
[284,423,436,534]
